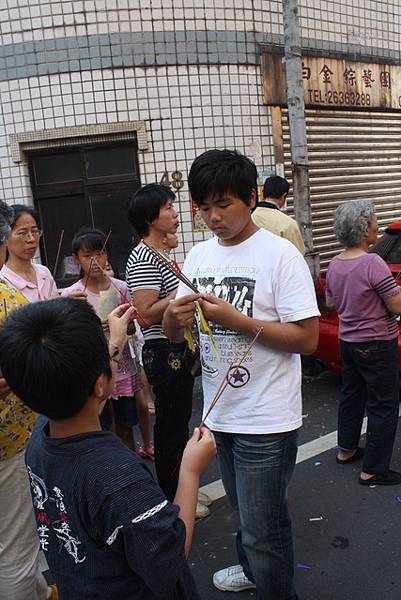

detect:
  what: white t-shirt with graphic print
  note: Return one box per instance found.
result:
[176,228,320,434]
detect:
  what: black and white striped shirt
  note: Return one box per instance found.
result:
[126,244,178,341]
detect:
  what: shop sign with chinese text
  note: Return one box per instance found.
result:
[262,54,401,110]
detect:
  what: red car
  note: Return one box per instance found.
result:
[314,221,401,375]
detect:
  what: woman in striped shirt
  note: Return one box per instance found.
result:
[126,184,194,501]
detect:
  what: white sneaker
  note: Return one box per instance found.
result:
[213,565,256,592]
[198,490,212,506]
[195,502,210,519]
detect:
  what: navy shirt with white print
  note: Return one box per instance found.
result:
[26,420,200,600]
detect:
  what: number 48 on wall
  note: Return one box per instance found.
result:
[160,171,184,190]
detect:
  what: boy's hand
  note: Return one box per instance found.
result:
[198,294,239,328]
[108,303,137,351]
[165,293,200,329]
[180,427,216,476]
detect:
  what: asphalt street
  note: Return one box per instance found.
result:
[43,367,401,599]
[188,369,401,600]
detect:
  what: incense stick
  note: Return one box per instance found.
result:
[199,327,263,428]
[82,257,95,294]
[41,229,49,269]
[52,229,64,278]
[142,241,199,293]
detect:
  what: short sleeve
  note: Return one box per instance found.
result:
[273,254,320,323]
[94,474,188,597]
[116,280,130,304]
[368,254,399,300]
[126,257,162,295]
[49,276,58,297]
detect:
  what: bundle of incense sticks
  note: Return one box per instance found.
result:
[142,241,198,293]
[142,241,222,358]
[199,327,263,428]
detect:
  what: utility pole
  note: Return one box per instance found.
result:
[282,0,319,279]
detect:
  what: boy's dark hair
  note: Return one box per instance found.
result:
[0,298,112,420]
[72,227,111,256]
[263,176,290,200]
[188,150,258,207]
[127,184,175,238]
[10,204,40,229]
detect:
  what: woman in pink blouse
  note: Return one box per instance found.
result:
[0,205,58,302]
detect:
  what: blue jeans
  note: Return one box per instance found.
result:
[339,338,399,475]
[214,430,299,600]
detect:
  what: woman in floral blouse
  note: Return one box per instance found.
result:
[0,201,56,600]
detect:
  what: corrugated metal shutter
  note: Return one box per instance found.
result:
[281,108,401,268]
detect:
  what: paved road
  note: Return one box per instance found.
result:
[43,367,401,599]
[189,369,401,600]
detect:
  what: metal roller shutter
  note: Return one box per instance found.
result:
[281,108,401,268]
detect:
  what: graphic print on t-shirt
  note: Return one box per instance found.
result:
[195,275,255,335]
[27,466,86,564]
[193,272,256,382]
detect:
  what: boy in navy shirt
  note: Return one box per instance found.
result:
[0,297,216,600]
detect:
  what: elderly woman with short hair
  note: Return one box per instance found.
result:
[326,199,401,486]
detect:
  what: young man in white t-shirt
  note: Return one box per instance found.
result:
[163,150,320,600]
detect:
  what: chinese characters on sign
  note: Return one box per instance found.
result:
[263,55,401,111]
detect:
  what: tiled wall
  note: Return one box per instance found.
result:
[0,0,400,261]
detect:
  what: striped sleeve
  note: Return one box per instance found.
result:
[369,254,400,299]
[126,247,162,294]
[125,245,179,340]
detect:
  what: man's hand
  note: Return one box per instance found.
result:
[198,294,240,329]
[0,377,11,399]
[164,293,200,330]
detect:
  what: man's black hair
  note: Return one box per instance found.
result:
[188,149,258,207]
[72,227,111,256]
[0,297,112,420]
[10,204,40,229]
[127,184,175,238]
[263,176,290,200]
